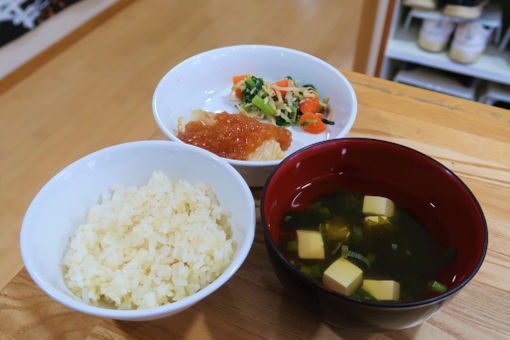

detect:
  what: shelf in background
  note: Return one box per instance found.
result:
[479,82,510,105]
[404,3,502,25]
[386,25,510,86]
[394,66,478,100]
[403,3,503,43]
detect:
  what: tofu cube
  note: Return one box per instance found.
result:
[362,195,395,217]
[364,215,391,226]
[296,230,325,259]
[362,280,400,301]
[323,258,363,296]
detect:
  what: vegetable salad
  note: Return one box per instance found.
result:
[230,74,333,134]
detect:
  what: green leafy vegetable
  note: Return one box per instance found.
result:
[320,223,328,244]
[241,76,263,102]
[275,116,291,127]
[286,240,297,252]
[367,253,376,266]
[300,119,318,127]
[302,83,317,91]
[341,244,349,258]
[305,201,332,223]
[252,95,275,116]
[353,287,378,301]
[245,76,256,89]
[430,281,448,293]
[299,265,324,281]
[348,225,363,246]
[331,242,343,255]
[335,190,363,222]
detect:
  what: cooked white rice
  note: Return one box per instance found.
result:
[61,171,234,310]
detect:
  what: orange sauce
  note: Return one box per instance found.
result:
[177,112,292,160]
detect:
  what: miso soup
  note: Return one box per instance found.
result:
[279,189,456,302]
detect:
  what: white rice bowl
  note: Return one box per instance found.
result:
[20,141,255,321]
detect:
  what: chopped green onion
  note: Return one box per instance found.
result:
[286,240,297,252]
[320,223,328,244]
[283,214,292,222]
[235,103,254,113]
[430,281,448,293]
[341,245,349,258]
[290,102,298,122]
[245,76,256,89]
[252,95,275,116]
[331,242,343,255]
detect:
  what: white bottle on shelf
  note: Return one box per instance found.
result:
[418,19,456,52]
[449,22,493,64]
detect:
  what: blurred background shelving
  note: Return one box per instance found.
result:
[379,0,510,108]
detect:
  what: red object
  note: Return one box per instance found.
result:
[177,112,291,160]
[273,79,290,98]
[233,75,249,84]
[261,138,487,330]
[298,96,321,114]
[298,112,326,134]
[233,74,249,99]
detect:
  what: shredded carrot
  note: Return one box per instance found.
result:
[299,96,321,115]
[233,75,249,84]
[233,74,249,99]
[273,79,290,98]
[299,112,326,134]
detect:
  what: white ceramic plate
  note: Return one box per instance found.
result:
[153,45,357,186]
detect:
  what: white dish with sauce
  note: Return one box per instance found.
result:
[152,45,357,186]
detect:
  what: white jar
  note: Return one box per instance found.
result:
[418,19,456,52]
[449,22,493,64]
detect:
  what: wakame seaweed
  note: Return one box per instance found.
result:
[278,188,452,303]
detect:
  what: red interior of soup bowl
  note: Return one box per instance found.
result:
[262,138,487,299]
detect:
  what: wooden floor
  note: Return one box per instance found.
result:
[0,0,363,290]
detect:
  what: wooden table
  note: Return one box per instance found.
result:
[1,70,509,339]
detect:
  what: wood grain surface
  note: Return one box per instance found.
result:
[1,0,509,338]
[1,71,510,339]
